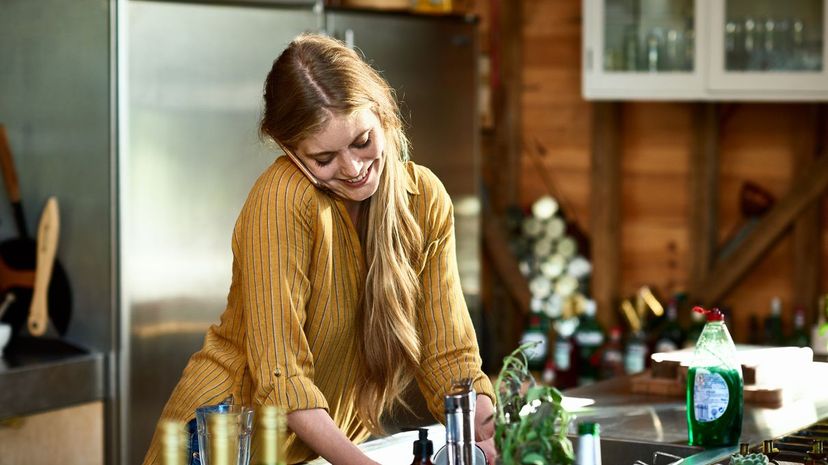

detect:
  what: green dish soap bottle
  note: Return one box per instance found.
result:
[686,306,744,447]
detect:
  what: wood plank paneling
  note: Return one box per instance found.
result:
[700,154,828,305]
[513,0,827,339]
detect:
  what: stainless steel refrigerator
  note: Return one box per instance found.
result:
[120,2,479,463]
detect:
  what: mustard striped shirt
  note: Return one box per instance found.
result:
[142,156,494,464]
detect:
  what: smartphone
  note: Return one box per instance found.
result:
[278,142,322,188]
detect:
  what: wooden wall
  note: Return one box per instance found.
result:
[512,0,828,341]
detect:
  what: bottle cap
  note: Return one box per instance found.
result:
[693,306,724,322]
[578,422,600,436]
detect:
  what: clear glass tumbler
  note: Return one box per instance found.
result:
[196,404,254,465]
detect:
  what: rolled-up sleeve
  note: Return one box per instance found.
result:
[237,172,329,414]
[414,176,495,422]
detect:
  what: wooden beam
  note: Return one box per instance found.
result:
[490,0,522,212]
[793,104,825,319]
[590,102,622,328]
[688,104,720,302]
[700,149,828,305]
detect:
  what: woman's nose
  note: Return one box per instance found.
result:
[341,152,364,178]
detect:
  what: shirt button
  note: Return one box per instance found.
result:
[274,368,282,377]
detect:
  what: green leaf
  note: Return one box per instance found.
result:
[521,452,547,465]
[495,343,575,465]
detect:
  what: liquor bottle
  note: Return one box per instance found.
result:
[624,329,649,375]
[254,406,287,465]
[553,328,578,389]
[764,297,784,346]
[519,314,549,372]
[573,299,605,385]
[541,356,556,386]
[788,307,810,348]
[685,307,706,348]
[160,420,188,465]
[653,299,686,353]
[812,295,828,356]
[599,327,625,380]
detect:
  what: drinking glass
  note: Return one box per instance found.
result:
[196,404,254,465]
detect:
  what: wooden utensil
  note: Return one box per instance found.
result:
[0,125,72,338]
[28,197,58,336]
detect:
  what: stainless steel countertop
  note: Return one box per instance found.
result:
[564,362,828,464]
[0,337,105,419]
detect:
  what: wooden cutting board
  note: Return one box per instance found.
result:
[630,346,814,408]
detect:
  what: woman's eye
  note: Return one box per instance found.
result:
[313,158,332,167]
[353,137,371,149]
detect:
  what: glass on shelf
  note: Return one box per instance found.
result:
[603,0,695,72]
[724,0,823,72]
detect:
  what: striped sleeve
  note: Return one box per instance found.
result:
[413,170,495,422]
[237,167,329,413]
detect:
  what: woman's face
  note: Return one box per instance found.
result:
[295,108,386,203]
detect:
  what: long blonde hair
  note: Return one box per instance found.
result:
[260,33,423,433]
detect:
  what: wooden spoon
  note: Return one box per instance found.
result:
[27,197,59,336]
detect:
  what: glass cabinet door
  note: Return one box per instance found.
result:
[583,0,707,99]
[603,0,695,73]
[709,0,828,96]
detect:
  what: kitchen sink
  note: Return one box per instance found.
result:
[569,436,705,465]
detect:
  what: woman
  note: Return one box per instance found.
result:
[143,33,495,465]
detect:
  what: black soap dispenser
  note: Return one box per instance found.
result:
[411,428,434,465]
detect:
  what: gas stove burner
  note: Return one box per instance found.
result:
[739,420,828,464]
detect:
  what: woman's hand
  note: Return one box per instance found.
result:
[477,436,498,465]
[475,394,497,464]
[288,408,381,465]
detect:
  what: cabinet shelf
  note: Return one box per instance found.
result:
[583,0,828,101]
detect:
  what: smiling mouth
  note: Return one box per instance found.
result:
[344,161,373,185]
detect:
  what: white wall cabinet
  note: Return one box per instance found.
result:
[583,0,828,101]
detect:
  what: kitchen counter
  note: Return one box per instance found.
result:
[565,361,828,464]
[0,337,105,420]
[310,362,828,464]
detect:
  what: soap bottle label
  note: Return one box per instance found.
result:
[693,369,730,422]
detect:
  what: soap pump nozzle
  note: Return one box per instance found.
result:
[413,428,434,464]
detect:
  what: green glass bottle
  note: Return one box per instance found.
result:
[574,299,605,385]
[788,307,810,347]
[520,314,549,372]
[686,307,743,447]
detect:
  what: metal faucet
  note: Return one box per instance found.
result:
[444,378,477,465]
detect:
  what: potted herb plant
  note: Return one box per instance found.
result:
[493,343,574,465]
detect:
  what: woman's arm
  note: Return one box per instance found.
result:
[412,170,496,418]
[288,409,381,465]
